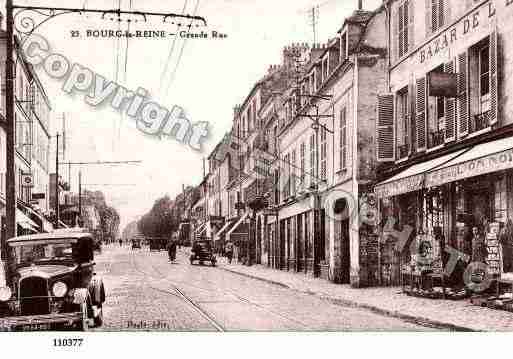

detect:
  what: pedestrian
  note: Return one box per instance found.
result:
[167,239,177,261]
[225,242,233,264]
[119,238,123,247]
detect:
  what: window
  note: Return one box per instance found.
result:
[253,100,257,129]
[430,0,445,34]
[284,153,290,199]
[427,65,445,148]
[309,134,315,187]
[300,142,305,186]
[322,56,329,82]
[340,31,348,60]
[291,150,296,195]
[479,45,490,114]
[398,1,410,58]
[339,108,347,170]
[273,169,279,205]
[469,38,493,133]
[396,89,410,158]
[320,127,327,181]
[273,126,277,154]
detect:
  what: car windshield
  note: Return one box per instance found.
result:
[10,242,75,265]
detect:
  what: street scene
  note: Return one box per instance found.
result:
[1,0,513,334]
[95,244,432,331]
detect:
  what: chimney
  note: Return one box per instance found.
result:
[358,0,363,10]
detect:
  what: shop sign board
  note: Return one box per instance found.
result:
[428,72,458,98]
[416,1,498,70]
[374,174,424,198]
[485,222,501,275]
[426,149,513,187]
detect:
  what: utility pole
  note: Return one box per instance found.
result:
[55,133,60,227]
[78,170,82,221]
[4,0,15,256]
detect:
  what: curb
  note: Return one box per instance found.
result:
[219,266,290,289]
[218,266,476,332]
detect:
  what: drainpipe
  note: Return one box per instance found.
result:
[352,54,359,286]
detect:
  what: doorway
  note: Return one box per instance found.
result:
[339,218,351,284]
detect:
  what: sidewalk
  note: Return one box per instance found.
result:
[217,259,513,331]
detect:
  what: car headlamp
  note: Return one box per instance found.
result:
[0,287,12,302]
[52,281,68,298]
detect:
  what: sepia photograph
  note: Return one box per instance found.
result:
[0,0,512,353]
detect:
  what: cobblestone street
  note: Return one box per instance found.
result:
[93,245,436,331]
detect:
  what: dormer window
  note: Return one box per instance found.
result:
[322,55,329,82]
[340,30,348,60]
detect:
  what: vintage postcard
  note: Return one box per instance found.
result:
[0,0,512,348]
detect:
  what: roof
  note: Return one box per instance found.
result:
[7,231,93,244]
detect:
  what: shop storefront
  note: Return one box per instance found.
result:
[375,137,513,306]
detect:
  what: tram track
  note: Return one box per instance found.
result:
[129,250,226,331]
[130,250,309,329]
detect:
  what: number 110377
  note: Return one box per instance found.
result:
[53,338,83,347]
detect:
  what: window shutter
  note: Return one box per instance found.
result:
[443,0,450,27]
[376,94,395,162]
[408,80,415,154]
[408,0,414,53]
[392,6,399,62]
[426,0,433,35]
[457,51,469,138]
[416,77,427,152]
[398,4,404,58]
[489,28,498,126]
[444,59,456,142]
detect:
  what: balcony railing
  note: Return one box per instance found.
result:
[428,129,445,148]
[470,111,490,133]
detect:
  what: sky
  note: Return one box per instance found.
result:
[3,0,381,232]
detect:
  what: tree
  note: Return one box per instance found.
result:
[82,189,120,242]
[138,195,178,237]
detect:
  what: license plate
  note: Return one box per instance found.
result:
[20,323,51,331]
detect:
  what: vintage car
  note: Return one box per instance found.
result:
[0,232,106,331]
[131,237,141,249]
[189,240,216,266]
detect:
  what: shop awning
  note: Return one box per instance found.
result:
[227,212,249,243]
[426,137,513,187]
[375,149,466,198]
[214,218,238,242]
[195,222,207,235]
[16,209,38,230]
[25,207,54,233]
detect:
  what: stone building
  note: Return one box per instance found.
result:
[375,0,513,290]
[0,32,52,234]
[265,6,388,287]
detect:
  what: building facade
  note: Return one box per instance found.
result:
[375,0,513,291]
[0,32,52,235]
[262,7,387,287]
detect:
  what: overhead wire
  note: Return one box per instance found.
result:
[163,0,201,99]
[159,0,189,94]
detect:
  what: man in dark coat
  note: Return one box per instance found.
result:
[167,239,177,261]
